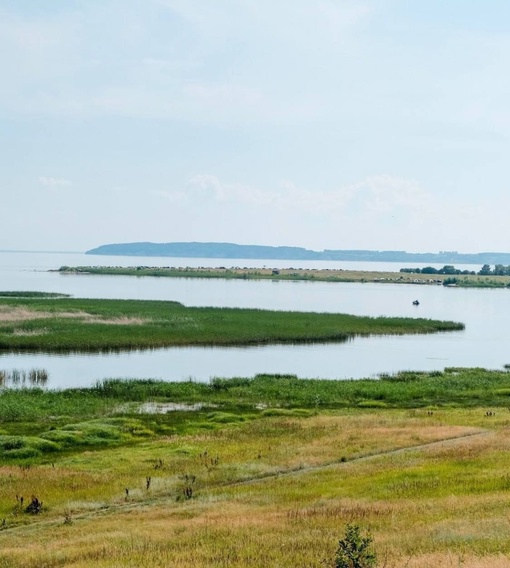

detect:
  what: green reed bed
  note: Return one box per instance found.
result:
[0,368,508,462]
[90,367,510,409]
[0,368,504,431]
[0,297,463,351]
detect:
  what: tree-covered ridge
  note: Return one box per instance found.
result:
[86,241,510,265]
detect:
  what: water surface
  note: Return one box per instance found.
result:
[0,251,506,388]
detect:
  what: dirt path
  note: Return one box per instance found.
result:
[225,427,490,488]
[0,428,491,536]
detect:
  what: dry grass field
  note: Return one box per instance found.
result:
[0,406,509,567]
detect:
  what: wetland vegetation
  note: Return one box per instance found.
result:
[0,296,463,352]
[0,292,70,299]
[0,369,510,566]
[0,290,505,567]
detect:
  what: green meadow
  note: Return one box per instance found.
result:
[0,296,463,351]
[0,370,509,566]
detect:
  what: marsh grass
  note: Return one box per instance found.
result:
[0,297,463,352]
[92,368,510,409]
[0,367,509,430]
[0,368,48,387]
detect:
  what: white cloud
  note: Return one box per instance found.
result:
[155,0,373,43]
[180,173,434,218]
[0,1,374,124]
[39,176,72,188]
[150,190,187,202]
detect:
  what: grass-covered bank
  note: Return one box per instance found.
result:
[0,368,508,458]
[0,297,463,351]
[0,370,510,566]
[58,264,510,287]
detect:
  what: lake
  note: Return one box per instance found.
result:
[0,251,506,388]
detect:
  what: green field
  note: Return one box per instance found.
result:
[0,370,509,567]
[0,296,463,351]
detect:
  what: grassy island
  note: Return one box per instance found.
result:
[0,369,510,567]
[0,296,463,352]
[58,265,510,288]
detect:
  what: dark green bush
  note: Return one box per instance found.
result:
[335,524,377,568]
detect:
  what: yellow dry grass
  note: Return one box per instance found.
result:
[0,409,508,567]
[0,305,149,326]
[11,328,49,336]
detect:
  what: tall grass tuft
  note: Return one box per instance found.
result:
[0,368,49,387]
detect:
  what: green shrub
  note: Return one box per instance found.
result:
[335,524,377,568]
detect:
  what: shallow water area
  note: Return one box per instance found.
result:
[0,251,507,388]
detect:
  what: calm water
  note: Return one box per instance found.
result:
[0,251,506,388]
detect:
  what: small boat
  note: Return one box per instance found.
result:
[412,300,420,306]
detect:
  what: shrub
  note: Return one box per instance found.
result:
[335,524,377,568]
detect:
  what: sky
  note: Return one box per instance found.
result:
[2,1,510,253]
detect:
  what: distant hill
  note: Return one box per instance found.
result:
[86,242,510,265]
[87,242,321,260]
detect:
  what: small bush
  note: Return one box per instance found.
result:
[25,496,43,515]
[335,524,377,568]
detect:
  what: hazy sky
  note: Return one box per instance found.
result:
[3,1,510,253]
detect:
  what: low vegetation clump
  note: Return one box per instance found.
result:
[0,296,463,351]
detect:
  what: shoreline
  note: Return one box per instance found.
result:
[57,265,510,288]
